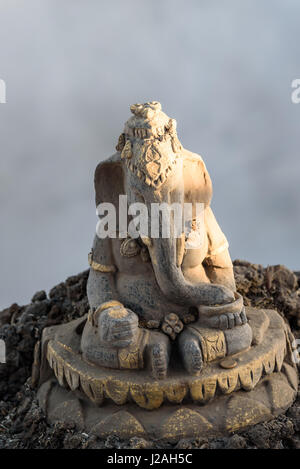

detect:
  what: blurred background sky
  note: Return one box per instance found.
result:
[0,0,299,309]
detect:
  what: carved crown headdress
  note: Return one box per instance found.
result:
[116,101,182,188]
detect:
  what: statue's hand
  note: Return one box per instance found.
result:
[98,304,139,348]
[209,284,235,305]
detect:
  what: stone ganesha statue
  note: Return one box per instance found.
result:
[81,101,252,379]
[36,102,297,440]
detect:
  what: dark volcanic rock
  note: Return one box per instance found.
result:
[234,260,300,328]
[31,291,47,303]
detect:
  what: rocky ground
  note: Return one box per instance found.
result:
[0,260,300,449]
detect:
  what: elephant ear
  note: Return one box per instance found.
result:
[94,153,124,208]
[182,149,213,207]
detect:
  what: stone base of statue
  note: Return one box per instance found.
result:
[36,307,298,442]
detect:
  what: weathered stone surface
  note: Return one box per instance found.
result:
[91,411,145,439]
[247,308,270,345]
[161,408,213,442]
[225,395,272,432]
[49,398,84,430]
[41,308,291,411]
[266,373,297,412]
[39,364,297,440]
[282,363,298,391]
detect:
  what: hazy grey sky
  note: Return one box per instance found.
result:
[0,0,299,309]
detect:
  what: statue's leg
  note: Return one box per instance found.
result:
[178,329,203,375]
[146,331,171,380]
[178,321,252,376]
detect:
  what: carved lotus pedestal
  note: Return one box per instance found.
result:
[36,307,298,442]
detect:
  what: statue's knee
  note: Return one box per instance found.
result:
[224,323,252,356]
[81,302,142,369]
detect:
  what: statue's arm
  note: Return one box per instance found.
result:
[85,236,171,378]
[204,249,236,292]
[87,235,118,309]
[203,207,236,291]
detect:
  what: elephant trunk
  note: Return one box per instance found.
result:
[143,234,233,307]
